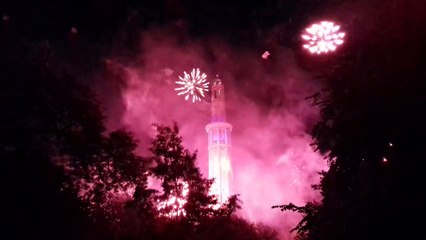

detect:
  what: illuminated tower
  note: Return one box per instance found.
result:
[205,78,232,204]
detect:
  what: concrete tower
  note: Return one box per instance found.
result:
[205,78,232,204]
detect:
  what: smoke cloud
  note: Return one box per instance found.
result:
[97,27,328,239]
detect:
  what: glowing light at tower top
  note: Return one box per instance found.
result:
[301,21,345,54]
[175,68,209,103]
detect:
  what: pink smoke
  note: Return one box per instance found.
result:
[97,29,328,239]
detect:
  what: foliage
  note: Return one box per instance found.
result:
[73,129,152,222]
[194,216,279,240]
[272,202,319,239]
[0,40,157,239]
[0,40,104,239]
[150,122,241,224]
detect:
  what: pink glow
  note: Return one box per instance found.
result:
[98,30,328,240]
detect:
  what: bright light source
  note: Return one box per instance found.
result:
[175,68,209,103]
[301,21,345,54]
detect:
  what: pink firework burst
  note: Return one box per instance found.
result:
[175,68,209,103]
[301,21,345,54]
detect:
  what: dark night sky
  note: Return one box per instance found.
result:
[1,0,328,45]
[1,0,345,91]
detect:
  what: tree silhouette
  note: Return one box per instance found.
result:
[0,40,105,239]
[150,122,240,224]
[0,40,156,240]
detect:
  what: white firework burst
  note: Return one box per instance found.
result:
[175,68,209,103]
[301,20,345,54]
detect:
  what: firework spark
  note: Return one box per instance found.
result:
[262,51,270,59]
[157,181,189,218]
[301,21,345,54]
[175,68,209,103]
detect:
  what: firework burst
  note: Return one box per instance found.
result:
[175,68,209,102]
[301,21,345,54]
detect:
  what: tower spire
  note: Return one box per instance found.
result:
[211,78,226,122]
